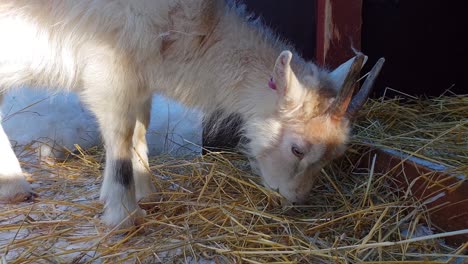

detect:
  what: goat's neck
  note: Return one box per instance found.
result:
[156,6,305,120]
[193,10,302,119]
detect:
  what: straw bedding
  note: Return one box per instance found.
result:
[1,95,467,263]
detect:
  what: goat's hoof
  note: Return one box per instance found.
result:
[135,182,158,202]
[1,191,38,203]
[102,206,146,229]
[138,193,160,211]
[0,177,37,204]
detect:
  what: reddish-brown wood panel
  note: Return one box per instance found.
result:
[358,148,468,246]
[316,0,363,68]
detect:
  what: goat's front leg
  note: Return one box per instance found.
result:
[0,94,36,203]
[0,121,36,203]
[133,97,157,202]
[82,92,144,228]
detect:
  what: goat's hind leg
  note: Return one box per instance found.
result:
[133,97,157,203]
[0,94,36,203]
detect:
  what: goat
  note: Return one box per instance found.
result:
[0,0,384,227]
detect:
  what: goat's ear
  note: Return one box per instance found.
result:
[272,50,294,98]
[330,54,368,89]
[270,50,298,100]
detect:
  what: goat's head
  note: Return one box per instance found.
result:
[246,51,384,204]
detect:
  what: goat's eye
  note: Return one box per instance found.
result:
[291,145,305,159]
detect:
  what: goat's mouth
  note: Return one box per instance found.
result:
[280,197,313,214]
[260,179,313,209]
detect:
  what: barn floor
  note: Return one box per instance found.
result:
[1,95,467,263]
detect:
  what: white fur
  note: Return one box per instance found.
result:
[0,0,362,226]
[0,115,32,202]
[99,161,145,227]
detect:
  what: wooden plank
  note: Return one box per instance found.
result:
[358,147,468,246]
[316,0,363,68]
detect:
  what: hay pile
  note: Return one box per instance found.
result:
[355,94,467,172]
[1,95,467,263]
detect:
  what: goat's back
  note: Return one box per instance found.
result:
[0,0,223,93]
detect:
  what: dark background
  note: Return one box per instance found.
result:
[362,0,467,96]
[244,0,467,96]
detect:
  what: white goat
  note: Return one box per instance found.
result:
[0,0,384,227]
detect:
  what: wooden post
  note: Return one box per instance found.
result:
[316,0,363,68]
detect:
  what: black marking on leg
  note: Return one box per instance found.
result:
[115,159,133,187]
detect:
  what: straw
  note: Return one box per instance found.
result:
[1,94,466,263]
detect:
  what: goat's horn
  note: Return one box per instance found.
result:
[346,57,385,118]
[327,54,365,119]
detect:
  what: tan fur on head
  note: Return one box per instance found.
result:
[245,50,360,204]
